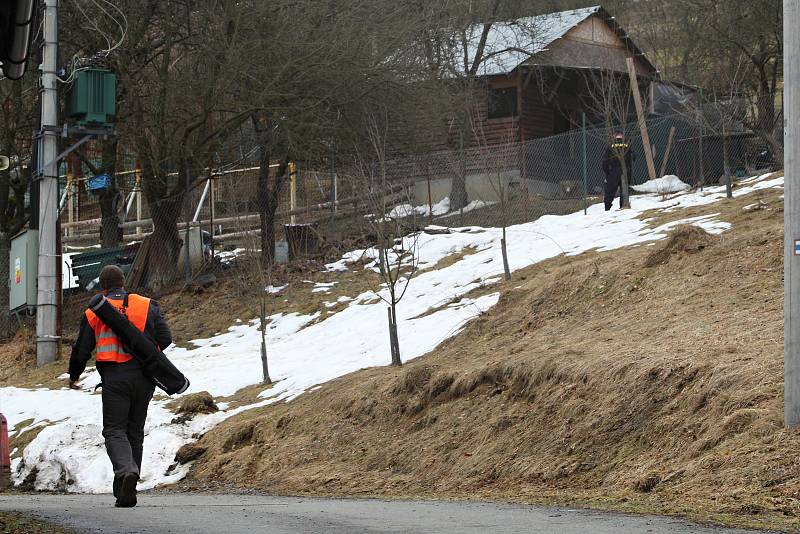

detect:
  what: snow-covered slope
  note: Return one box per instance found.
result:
[0,173,783,493]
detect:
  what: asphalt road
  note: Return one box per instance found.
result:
[0,494,779,534]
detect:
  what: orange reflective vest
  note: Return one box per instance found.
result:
[85,294,151,363]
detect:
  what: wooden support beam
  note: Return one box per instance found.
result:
[626,57,657,181]
[659,126,677,178]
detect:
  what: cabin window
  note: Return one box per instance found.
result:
[488,86,518,119]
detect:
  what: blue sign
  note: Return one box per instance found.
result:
[795,240,800,256]
[86,173,112,193]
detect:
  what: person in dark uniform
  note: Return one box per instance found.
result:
[69,265,172,508]
[602,131,636,211]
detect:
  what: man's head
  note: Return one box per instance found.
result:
[614,131,624,141]
[99,265,125,292]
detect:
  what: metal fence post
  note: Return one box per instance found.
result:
[184,164,191,283]
[698,88,705,190]
[0,413,9,489]
[582,112,588,215]
[330,140,336,216]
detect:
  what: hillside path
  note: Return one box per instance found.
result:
[0,493,778,533]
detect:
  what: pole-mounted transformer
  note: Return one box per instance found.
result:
[0,0,37,80]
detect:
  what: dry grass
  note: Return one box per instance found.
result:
[638,172,784,231]
[0,512,75,533]
[8,420,48,461]
[643,225,715,268]
[174,184,798,531]
[437,195,588,228]
[168,392,219,417]
[0,328,70,389]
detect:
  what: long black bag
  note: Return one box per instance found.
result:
[87,294,190,395]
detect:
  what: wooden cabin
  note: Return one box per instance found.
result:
[462,5,659,146]
[399,6,666,203]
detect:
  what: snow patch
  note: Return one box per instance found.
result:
[631,175,691,194]
[437,199,498,217]
[266,284,287,294]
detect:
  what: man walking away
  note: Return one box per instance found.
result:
[68,265,173,507]
[602,132,636,211]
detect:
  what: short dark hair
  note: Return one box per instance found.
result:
[99,265,125,291]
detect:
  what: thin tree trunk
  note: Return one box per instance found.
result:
[500,188,511,281]
[621,168,631,209]
[99,139,121,248]
[146,196,184,291]
[260,298,271,384]
[388,305,401,366]
[501,234,511,282]
[257,147,275,265]
[450,128,468,211]
[0,232,14,340]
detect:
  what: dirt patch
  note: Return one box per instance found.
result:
[174,443,208,465]
[176,180,798,531]
[169,392,219,417]
[643,225,715,267]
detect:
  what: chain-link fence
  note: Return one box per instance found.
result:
[49,110,781,311]
[372,111,780,229]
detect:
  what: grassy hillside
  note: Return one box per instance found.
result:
[176,184,798,532]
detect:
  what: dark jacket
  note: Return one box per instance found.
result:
[602,142,636,179]
[69,288,172,381]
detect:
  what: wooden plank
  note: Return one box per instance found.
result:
[125,235,151,289]
[626,57,657,181]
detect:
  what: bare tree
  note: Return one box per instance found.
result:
[62,0,253,290]
[0,71,36,338]
[471,119,515,281]
[629,0,782,164]
[670,55,751,197]
[223,170,284,385]
[358,113,421,366]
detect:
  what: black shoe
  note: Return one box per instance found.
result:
[113,475,122,499]
[115,473,138,508]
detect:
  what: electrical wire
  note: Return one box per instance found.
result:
[57,0,128,84]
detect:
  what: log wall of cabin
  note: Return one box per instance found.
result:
[469,75,521,147]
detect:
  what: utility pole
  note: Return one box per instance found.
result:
[35,0,59,366]
[785,0,800,426]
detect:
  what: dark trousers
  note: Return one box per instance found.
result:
[604,172,623,211]
[100,360,155,480]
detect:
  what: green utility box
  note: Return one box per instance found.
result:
[9,229,38,313]
[66,69,116,126]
